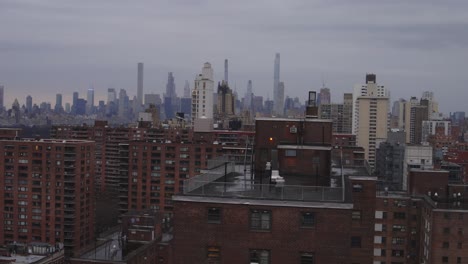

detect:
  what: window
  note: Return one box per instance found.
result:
[457,257,461,264]
[444,227,450,234]
[393,212,406,219]
[351,236,361,248]
[392,225,406,232]
[207,208,221,224]
[301,212,315,227]
[352,184,362,192]
[250,249,269,264]
[392,237,405,245]
[442,256,449,263]
[352,211,361,220]
[251,210,271,230]
[375,210,388,219]
[392,250,404,257]
[285,150,297,157]
[206,246,220,263]
[300,252,314,264]
[444,212,451,219]
[443,242,449,248]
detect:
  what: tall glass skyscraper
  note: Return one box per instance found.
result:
[273,53,283,116]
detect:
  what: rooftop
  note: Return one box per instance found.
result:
[0,254,46,264]
[181,163,345,203]
[256,117,332,123]
[0,138,95,144]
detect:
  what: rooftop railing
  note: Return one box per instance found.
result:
[184,179,343,202]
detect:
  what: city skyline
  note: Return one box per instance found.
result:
[1,0,468,113]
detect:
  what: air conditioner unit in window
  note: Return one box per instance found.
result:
[290,126,297,133]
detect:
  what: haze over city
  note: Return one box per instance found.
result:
[1,0,468,113]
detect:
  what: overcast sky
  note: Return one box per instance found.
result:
[1,0,468,113]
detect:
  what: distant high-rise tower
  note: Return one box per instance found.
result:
[26,95,32,113]
[137,62,144,106]
[217,81,235,117]
[244,80,253,111]
[107,88,117,115]
[224,59,229,84]
[183,80,191,98]
[164,72,177,119]
[273,53,283,116]
[72,92,79,114]
[352,74,388,134]
[165,72,176,99]
[277,81,285,116]
[402,97,429,144]
[0,85,4,110]
[317,87,331,105]
[421,91,439,118]
[86,88,94,115]
[55,93,63,112]
[119,89,129,118]
[353,74,389,169]
[107,88,117,104]
[192,62,214,128]
[318,93,353,134]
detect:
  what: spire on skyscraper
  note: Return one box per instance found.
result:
[224,59,229,85]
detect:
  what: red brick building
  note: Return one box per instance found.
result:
[52,122,255,224]
[374,192,422,263]
[372,168,468,264]
[118,141,224,216]
[171,175,376,264]
[170,115,377,263]
[0,138,95,257]
[254,117,333,186]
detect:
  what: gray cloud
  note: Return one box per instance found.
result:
[1,0,468,113]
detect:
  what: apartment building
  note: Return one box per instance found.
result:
[0,138,95,257]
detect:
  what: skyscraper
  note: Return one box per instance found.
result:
[55,93,63,112]
[165,72,176,99]
[224,59,229,84]
[72,92,79,114]
[318,93,353,134]
[183,80,191,98]
[0,85,4,110]
[244,80,253,111]
[137,62,144,106]
[119,89,129,118]
[318,87,331,105]
[165,72,177,119]
[107,88,116,104]
[421,91,439,118]
[353,74,389,169]
[278,81,285,116]
[191,62,214,128]
[26,95,32,113]
[352,74,388,134]
[86,88,94,115]
[273,53,283,116]
[217,81,235,117]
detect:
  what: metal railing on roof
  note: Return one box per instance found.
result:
[184,180,343,202]
[183,162,236,193]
